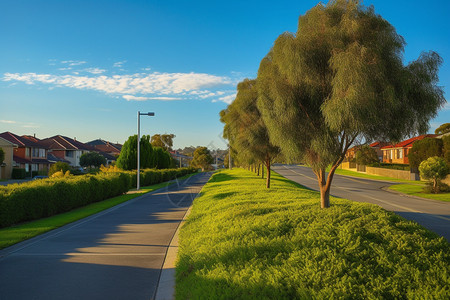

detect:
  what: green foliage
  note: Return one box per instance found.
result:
[11,168,26,179]
[151,134,175,151]
[355,145,378,165]
[443,135,450,167]
[0,148,4,165]
[116,135,153,170]
[256,0,444,206]
[151,147,173,169]
[408,138,443,170]
[48,162,70,176]
[419,156,449,193]
[0,167,197,228]
[368,162,410,171]
[79,152,107,168]
[190,147,214,171]
[435,123,450,135]
[177,169,450,299]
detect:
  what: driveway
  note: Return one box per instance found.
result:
[272,164,450,241]
[0,172,211,300]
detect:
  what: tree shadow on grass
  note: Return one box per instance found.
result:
[209,173,236,183]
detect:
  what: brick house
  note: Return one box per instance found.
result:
[86,139,122,157]
[40,135,94,167]
[380,134,437,164]
[0,132,51,174]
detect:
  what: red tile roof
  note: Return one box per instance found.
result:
[40,135,94,151]
[380,134,437,149]
[0,132,46,148]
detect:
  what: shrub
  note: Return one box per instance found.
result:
[11,168,26,179]
[419,156,449,193]
[0,147,4,165]
[49,162,70,176]
[408,138,443,170]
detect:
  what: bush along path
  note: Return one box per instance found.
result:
[176,169,449,299]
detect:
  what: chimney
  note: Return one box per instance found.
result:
[74,137,77,141]
[33,133,36,138]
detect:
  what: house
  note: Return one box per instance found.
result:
[86,139,122,157]
[0,132,51,174]
[0,137,17,179]
[380,134,437,164]
[369,141,389,162]
[40,135,94,167]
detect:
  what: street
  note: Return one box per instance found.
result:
[272,164,450,241]
[0,172,211,300]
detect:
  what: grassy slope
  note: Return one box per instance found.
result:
[389,184,450,202]
[0,173,196,250]
[176,169,449,299]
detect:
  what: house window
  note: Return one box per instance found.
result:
[66,150,74,157]
[398,149,403,159]
[390,150,393,159]
[39,149,46,158]
[25,148,30,157]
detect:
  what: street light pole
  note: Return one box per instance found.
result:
[137,111,155,190]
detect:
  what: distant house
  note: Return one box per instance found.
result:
[86,139,122,157]
[380,134,437,164]
[0,132,51,174]
[86,139,122,165]
[0,136,17,179]
[40,135,94,167]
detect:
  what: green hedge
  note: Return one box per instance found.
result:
[0,167,197,228]
[368,162,410,171]
[11,168,26,179]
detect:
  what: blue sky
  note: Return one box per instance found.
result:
[1,0,449,150]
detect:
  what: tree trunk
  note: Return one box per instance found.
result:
[257,164,260,176]
[261,164,264,179]
[433,179,438,193]
[265,157,271,188]
[317,168,330,208]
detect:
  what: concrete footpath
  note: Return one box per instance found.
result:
[0,172,211,300]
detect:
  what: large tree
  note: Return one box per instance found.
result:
[220,79,279,188]
[116,135,153,170]
[257,0,445,207]
[408,138,443,171]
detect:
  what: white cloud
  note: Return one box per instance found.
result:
[58,67,72,71]
[122,95,180,101]
[3,72,234,100]
[444,101,450,110]
[113,61,126,68]
[84,68,106,74]
[61,60,87,66]
[213,93,236,104]
[0,120,17,124]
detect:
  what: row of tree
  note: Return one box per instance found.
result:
[221,0,445,208]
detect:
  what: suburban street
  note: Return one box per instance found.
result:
[0,172,211,300]
[273,164,450,241]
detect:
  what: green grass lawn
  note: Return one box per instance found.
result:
[0,173,196,250]
[389,184,450,202]
[176,169,449,299]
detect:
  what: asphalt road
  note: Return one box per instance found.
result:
[0,172,211,300]
[272,164,450,241]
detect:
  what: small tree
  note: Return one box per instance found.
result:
[355,145,379,166]
[116,135,153,170]
[435,123,450,135]
[0,148,4,165]
[419,156,449,193]
[151,134,175,151]
[49,162,70,176]
[443,136,450,167]
[408,138,443,170]
[80,152,107,169]
[191,147,213,171]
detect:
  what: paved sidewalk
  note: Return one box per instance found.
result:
[0,172,211,300]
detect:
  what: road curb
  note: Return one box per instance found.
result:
[154,174,212,300]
